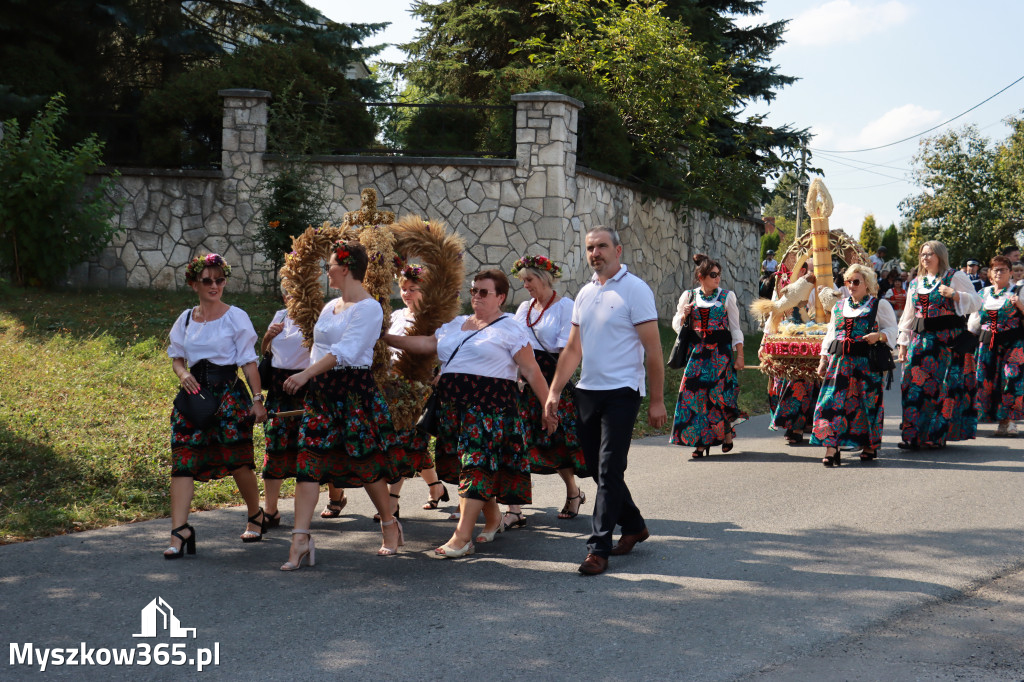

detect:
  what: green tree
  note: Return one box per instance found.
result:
[760,232,780,263]
[859,214,880,254]
[880,223,901,262]
[993,114,1024,241]
[899,125,1008,266]
[0,94,121,286]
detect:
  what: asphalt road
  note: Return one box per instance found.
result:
[2,370,1023,681]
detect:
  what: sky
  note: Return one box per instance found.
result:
[310,0,1024,239]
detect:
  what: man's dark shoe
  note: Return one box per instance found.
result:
[578,554,608,575]
[610,527,650,556]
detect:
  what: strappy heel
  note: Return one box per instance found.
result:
[822,449,841,467]
[373,493,401,522]
[558,490,586,519]
[241,507,267,543]
[423,481,450,510]
[378,518,404,556]
[691,447,709,459]
[280,530,315,571]
[320,495,347,519]
[164,523,196,560]
[265,510,282,529]
[500,510,527,532]
[859,449,877,462]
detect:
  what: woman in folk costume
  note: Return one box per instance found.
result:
[812,264,898,466]
[504,254,587,529]
[164,253,268,559]
[896,241,982,450]
[969,255,1024,437]
[669,254,746,458]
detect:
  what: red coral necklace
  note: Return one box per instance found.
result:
[526,291,557,328]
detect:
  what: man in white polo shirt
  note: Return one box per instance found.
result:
[546,226,667,576]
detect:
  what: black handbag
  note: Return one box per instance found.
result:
[416,316,508,436]
[173,385,220,429]
[258,350,273,387]
[866,297,896,373]
[667,290,694,370]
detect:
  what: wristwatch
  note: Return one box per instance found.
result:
[252,394,264,403]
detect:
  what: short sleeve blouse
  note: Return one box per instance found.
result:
[513,296,573,352]
[310,298,384,367]
[434,315,531,380]
[269,309,311,371]
[167,306,259,367]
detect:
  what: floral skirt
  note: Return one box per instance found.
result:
[434,373,532,504]
[670,341,747,448]
[262,366,306,480]
[811,354,884,450]
[769,378,820,433]
[518,352,586,475]
[296,368,401,487]
[170,378,255,482]
[975,340,1024,422]
[391,427,434,482]
[901,330,977,446]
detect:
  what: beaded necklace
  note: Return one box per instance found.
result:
[526,290,557,328]
[920,273,939,290]
[847,295,871,310]
[697,287,719,302]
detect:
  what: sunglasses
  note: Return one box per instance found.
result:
[322,263,336,273]
[707,271,721,278]
[470,287,497,298]
[847,278,863,286]
[200,277,226,286]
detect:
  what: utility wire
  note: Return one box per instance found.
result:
[810,73,1024,153]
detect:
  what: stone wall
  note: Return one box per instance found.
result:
[75,89,763,330]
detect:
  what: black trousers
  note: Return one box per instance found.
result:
[575,387,645,557]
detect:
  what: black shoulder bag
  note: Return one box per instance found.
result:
[667,290,695,370]
[258,310,285,387]
[416,316,507,436]
[172,309,221,429]
[865,297,896,388]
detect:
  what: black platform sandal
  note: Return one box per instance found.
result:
[241,508,267,543]
[859,449,877,462]
[423,481,450,510]
[373,493,401,522]
[164,523,196,559]
[822,449,840,467]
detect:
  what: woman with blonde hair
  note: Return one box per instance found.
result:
[812,263,898,465]
[896,241,982,449]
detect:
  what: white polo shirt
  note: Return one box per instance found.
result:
[572,264,658,395]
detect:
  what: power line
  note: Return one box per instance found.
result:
[809,73,1024,154]
[829,179,908,191]
[814,150,910,173]
[819,154,908,182]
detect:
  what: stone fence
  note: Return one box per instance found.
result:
[74,89,764,330]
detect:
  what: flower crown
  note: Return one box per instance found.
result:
[511,255,562,279]
[186,253,232,282]
[332,242,357,269]
[400,264,425,282]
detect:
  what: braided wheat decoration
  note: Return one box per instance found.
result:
[278,189,465,430]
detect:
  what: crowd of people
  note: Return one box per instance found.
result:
[162,234,1021,575]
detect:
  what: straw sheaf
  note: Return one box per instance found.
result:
[280,221,356,348]
[358,223,398,388]
[390,214,466,384]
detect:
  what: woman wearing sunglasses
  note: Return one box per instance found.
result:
[386,269,553,559]
[969,255,1024,437]
[896,241,982,450]
[279,242,402,569]
[164,253,268,559]
[812,263,898,466]
[669,253,746,458]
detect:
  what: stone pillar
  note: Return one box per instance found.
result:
[510,91,584,273]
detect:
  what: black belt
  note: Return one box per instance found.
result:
[188,359,238,386]
[913,315,966,333]
[980,326,1024,349]
[691,328,733,353]
[828,339,873,357]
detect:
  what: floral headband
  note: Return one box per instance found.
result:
[400,264,425,282]
[332,242,357,269]
[510,255,562,279]
[186,253,232,282]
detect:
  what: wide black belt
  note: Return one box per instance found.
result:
[913,315,966,333]
[691,328,733,354]
[980,326,1024,349]
[188,359,238,386]
[828,339,872,357]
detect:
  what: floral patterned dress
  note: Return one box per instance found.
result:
[899,269,980,447]
[972,286,1024,422]
[670,288,747,449]
[262,310,308,480]
[769,377,820,436]
[388,308,433,480]
[811,297,892,451]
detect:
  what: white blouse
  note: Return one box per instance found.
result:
[967,286,1021,334]
[819,297,899,356]
[514,296,573,352]
[310,298,384,367]
[671,288,744,348]
[435,315,531,381]
[268,309,311,371]
[167,306,258,367]
[897,270,982,346]
[389,308,416,361]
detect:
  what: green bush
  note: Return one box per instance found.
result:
[0,94,121,286]
[760,233,781,263]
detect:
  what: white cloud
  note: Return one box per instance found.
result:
[786,1,912,47]
[829,201,872,238]
[856,104,943,147]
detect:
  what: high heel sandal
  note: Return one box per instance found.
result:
[785,430,804,446]
[500,510,527,532]
[691,447,709,459]
[377,518,404,556]
[475,523,502,543]
[433,540,475,559]
[320,495,347,519]
[280,530,316,571]
[822,450,840,467]
[558,490,587,519]
[265,510,282,529]
[373,494,401,523]
[423,481,450,510]
[241,508,267,543]
[859,449,877,462]
[722,441,734,453]
[163,523,196,560]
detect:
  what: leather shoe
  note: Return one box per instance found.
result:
[578,554,608,575]
[610,527,650,556]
